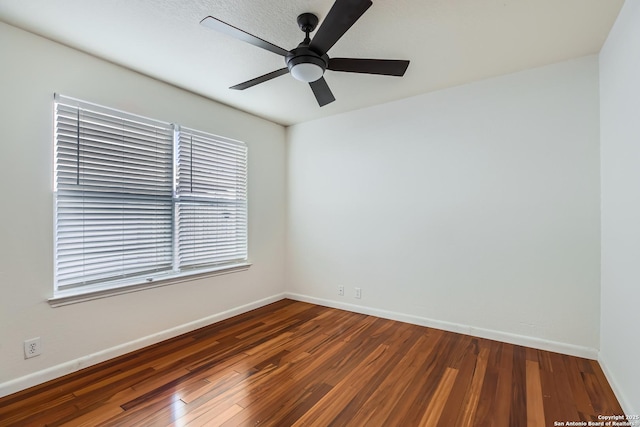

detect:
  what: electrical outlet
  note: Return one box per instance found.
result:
[338,285,344,296]
[355,287,361,299]
[24,337,42,359]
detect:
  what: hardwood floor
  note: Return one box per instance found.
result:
[0,299,624,426]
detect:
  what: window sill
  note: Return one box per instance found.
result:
[48,262,252,307]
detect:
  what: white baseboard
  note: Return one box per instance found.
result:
[285,292,599,360]
[0,293,285,399]
[598,353,635,416]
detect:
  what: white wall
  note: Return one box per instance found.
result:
[599,0,640,416]
[0,22,286,395]
[287,56,601,355]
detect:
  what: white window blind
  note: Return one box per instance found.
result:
[53,95,248,296]
[176,128,248,270]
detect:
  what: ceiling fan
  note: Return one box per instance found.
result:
[200,0,410,107]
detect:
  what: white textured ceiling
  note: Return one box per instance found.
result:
[0,0,624,126]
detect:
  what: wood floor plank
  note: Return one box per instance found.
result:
[419,367,459,426]
[458,346,490,427]
[491,343,514,427]
[588,359,625,415]
[538,349,554,373]
[471,342,500,427]
[437,339,478,427]
[539,363,566,424]
[526,360,546,427]
[190,403,243,427]
[0,299,625,426]
[180,371,241,405]
[583,371,610,415]
[549,351,582,419]
[564,355,596,416]
[510,345,528,427]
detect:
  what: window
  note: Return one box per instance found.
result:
[53,95,248,303]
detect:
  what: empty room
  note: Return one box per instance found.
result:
[0,0,639,425]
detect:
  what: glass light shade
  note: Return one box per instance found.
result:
[290,62,324,82]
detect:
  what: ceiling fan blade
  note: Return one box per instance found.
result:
[309,0,372,55]
[200,16,289,57]
[328,58,410,76]
[309,77,336,107]
[230,68,289,90]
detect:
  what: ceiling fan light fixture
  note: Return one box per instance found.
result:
[287,54,327,83]
[290,62,324,82]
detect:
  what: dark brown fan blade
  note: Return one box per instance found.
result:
[309,78,336,107]
[200,16,289,57]
[309,0,372,55]
[328,58,410,76]
[230,68,289,90]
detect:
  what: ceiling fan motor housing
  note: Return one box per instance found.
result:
[286,46,328,73]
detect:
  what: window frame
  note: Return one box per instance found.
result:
[50,94,250,307]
